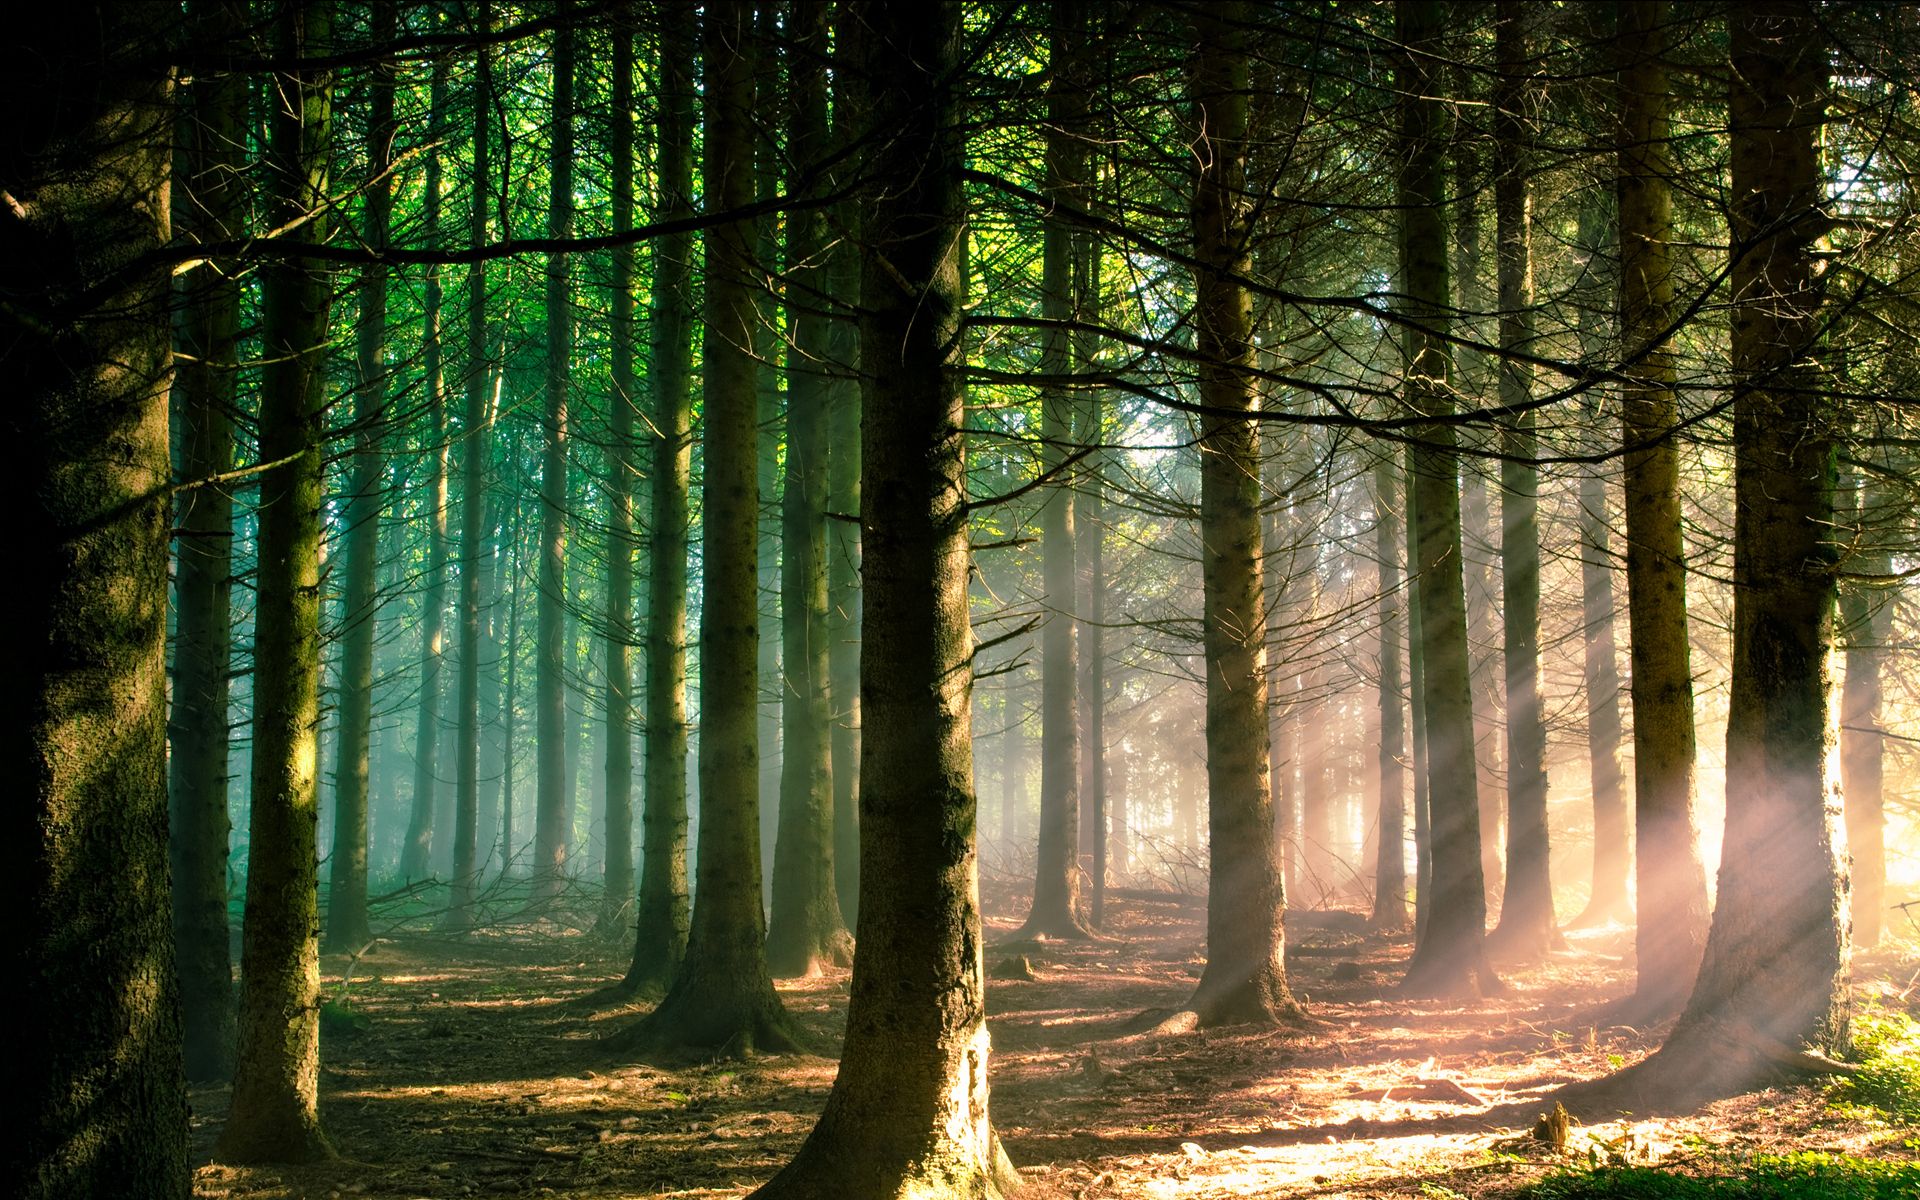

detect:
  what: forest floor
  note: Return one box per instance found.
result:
[190,878,1920,1199]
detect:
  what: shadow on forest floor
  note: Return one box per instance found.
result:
[188,876,1920,1199]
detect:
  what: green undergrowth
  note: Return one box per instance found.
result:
[1526,1151,1920,1200]
[1832,1007,1920,1125]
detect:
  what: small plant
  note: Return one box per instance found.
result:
[1833,1007,1920,1124]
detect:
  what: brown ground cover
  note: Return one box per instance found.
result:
[189,879,1920,1199]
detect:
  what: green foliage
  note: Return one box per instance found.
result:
[1833,1009,1920,1124]
[319,995,371,1037]
[1527,1153,1920,1200]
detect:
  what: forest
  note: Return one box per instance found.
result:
[14,0,1920,1197]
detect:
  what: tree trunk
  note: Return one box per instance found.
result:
[220,0,335,1160]
[1185,1,1304,1028]
[1371,456,1410,930]
[614,1,797,1055]
[768,0,853,977]
[623,11,696,997]
[1396,0,1500,999]
[750,5,1018,1192]
[401,245,452,884]
[170,0,246,1082]
[1565,4,1844,1110]
[597,17,639,938]
[1569,185,1630,930]
[1021,0,1092,941]
[1839,469,1891,949]
[1615,0,1709,1016]
[328,0,403,956]
[1489,0,1555,961]
[533,12,575,902]
[10,5,188,1192]
[827,28,864,928]
[1406,469,1432,944]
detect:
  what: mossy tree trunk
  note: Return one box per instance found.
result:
[219,0,336,1162]
[750,4,1018,1192]
[11,4,188,1193]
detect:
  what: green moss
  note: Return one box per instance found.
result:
[1833,1009,1920,1124]
[1527,1153,1920,1200]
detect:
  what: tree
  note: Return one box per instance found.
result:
[613,0,798,1055]
[1182,0,1305,1028]
[327,0,403,955]
[9,4,188,1193]
[219,0,336,1162]
[1564,0,1847,1110]
[623,12,696,997]
[1614,0,1710,1016]
[598,16,640,939]
[768,0,854,978]
[1371,456,1410,930]
[1021,0,1093,942]
[751,3,1020,1192]
[1396,0,1500,999]
[1488,0,1555,961]
[533,12,576,902]
[170,0,247,1079]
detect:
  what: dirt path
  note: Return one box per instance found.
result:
[189,887,1917,1199]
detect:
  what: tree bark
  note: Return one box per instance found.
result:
[1569,185,1630,930]
[533,10,575,902]
[613,1,797,1055]
[1021,0,1092,941]
[1616,0,1709,1015]
[750,5,1018,1192]
[623,10,696,998]
[1489,0,1555,961]
[1184,0,1305,1028]
[1396,0,1500,999]
[220,0,335,1161]
[1839,469,1892,949]
[9,5,189,1192]
[170,0,246,1082]
[597,15,639,939]
[1371,456,1410,930]
[769,0,853,977]
[1564,4,1845,1110]
[328,0,403,955]
[827,20,864,927]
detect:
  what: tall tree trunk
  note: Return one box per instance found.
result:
[1184,1,1304,1028]
[327,0,403,956]
[1570,185,1630,929]
[751,5,1018,1191]
[11,5,188,1192]
[533,12,575,902]
[1406,470,1432,944]
[401,233,452,884]
[623,11,696,997]
[1615,0,1709,1016]
[768,0,853,977]
[827,25,864,927]
[1566,4,1843,1110]
[1371,456,1410,930]
[220,0,335,1160]
[1840,469,1892,949]
[1396,0,1500,999]
[1489,0,1555,961]
[614,1,797,1054]
[170,0,246,1083]
[1021,0,1091,940]
[598,17,639,938]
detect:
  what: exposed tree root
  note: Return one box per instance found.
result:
[1554,1017,1856,1119]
